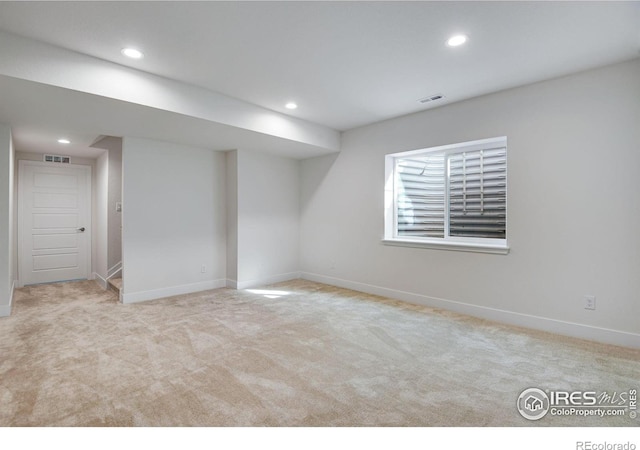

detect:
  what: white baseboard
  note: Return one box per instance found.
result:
[121,279,227,304]
[301,272,640,349]
[227,271,301,290]
[0,280,16,317]
[94,272,108,290]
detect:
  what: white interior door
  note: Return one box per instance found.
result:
[19,160,91,286]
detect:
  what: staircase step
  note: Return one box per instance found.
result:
[107,277,122,295]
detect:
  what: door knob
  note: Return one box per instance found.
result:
[77,227,85,232]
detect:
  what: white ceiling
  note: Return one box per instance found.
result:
[0,1,638,157]
[0,74,331,159]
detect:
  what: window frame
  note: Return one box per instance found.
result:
[383,136,509,255]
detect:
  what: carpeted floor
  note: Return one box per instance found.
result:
[0,279,638,427]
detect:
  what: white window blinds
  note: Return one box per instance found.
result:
[448,147,506,239]
[396,153,445,238]
[394,139,506,241]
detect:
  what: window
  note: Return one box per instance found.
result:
[384,136,508,254]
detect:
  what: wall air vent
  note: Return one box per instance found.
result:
[44,154,71,164]
[418,94,445,104]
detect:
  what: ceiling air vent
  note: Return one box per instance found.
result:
[418,94,445,104]
[44,154,71,164]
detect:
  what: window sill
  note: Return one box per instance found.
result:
[382,238,510,255]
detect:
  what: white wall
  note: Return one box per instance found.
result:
[8,132,14,304]
[300,59,640,347]
[90,136,123,278]
[107,142,122,272]
[121,138,226,303]
[0,123,14,316]
[225,150,238,284]
[94,151,109,287]
[230,150,300,289]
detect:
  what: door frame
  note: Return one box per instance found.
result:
[17,160,92,287]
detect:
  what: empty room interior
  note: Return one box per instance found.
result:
[0,1,639,429]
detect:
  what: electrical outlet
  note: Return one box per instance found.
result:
[584,295,596,310]
[200,265,206,273]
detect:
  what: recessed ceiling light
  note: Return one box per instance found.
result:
[121,47,144,59]
[285,102,298,110]
[57,139,71,144]
[446,34,468,47]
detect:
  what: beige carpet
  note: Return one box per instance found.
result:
[0,279,638,427]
